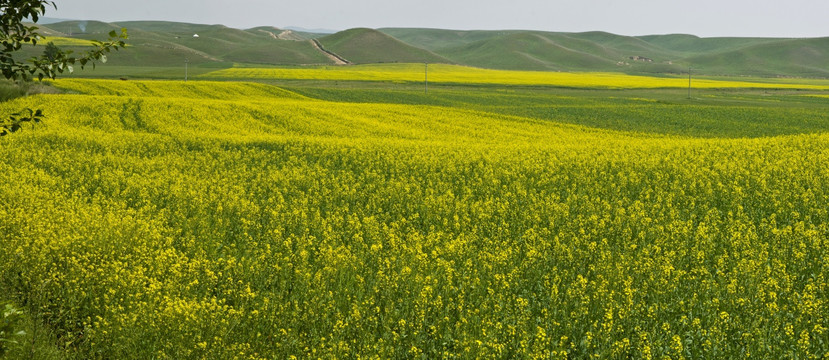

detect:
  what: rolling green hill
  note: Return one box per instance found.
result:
[13,20,829,78]
[438,32,630,71]
[385,28,829,77]
[317,28,450,64]
[682,37,829,77]
[381,28,685,73]
[634,34,780,56]
[27,21,333,69]
[105,21,332,66]
[378,28,524,51]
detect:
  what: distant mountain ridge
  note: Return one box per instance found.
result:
[22,20,829,78]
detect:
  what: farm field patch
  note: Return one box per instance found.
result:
[1,75,828,358]
[202,63,829,90]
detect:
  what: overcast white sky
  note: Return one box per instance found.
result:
[49,0,829,38]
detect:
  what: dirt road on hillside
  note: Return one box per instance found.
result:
[311,39,349,65]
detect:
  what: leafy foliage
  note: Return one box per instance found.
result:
[1,0,126,137]
[0,107,43,136]
[1,0,128,82]
[0,303,26,356]
[42,41,60,62]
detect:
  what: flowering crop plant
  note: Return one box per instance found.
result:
[203,63,829,90]
[0,74,828,358]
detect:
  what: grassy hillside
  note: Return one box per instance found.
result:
[248,27,314,41]
[380,28,685,73]
[12,20,829,77]
[109,21,223,34]
[28,21,333,69]
[379,28,525,51]
[382,28,829,77]
[683,37,829,77]
[317,28,451,64]
[565,31,665,54]
[116,21,332,66]
[46,20,122,35]
[634,34,781,56]
[438,32,625,71]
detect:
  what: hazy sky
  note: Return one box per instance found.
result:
[50,0,829,38]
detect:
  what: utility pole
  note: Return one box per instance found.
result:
[687,66,701,99]
[688,66,692,99]
[425,62,428,94]
[185,58,189,82]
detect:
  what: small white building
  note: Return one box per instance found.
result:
[193,34,200,38]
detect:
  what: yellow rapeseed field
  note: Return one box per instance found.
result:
[36,36,99,47]
[203,63,829,90]
[0,77,827,358]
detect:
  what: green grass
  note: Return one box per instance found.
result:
[44,20,122,36]
[684,37,829,77]
[192,63,829,138]
[35,21,333,68]
[280,83,829,138]
[381,28,829,77]
[0,298,63,360]
[15,21,829,78]
[0,81,28,102]
[318,28,450,64]
[437,32,620,71]
[0,81,60,102]
[635,34,778,55]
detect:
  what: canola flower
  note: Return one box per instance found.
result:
[202,63,829,90]
[0,79,827,359]
[37,36,99,47]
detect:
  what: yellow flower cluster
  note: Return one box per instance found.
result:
[38,36,99,47]
[0,78,827,358]
[202,63,829,90]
